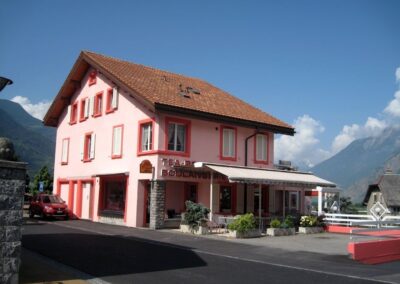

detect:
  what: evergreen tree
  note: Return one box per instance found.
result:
[30,166,53,194]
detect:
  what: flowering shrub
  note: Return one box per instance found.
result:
[300,215,318,227]
[183,201,210,229]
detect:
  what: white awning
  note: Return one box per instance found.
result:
[194,162,336,188]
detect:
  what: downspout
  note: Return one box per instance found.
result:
[244,131,260,213]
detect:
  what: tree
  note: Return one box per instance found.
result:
[30,166,53,194]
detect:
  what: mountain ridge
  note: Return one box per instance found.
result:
[0,99,55,177]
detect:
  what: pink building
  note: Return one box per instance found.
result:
[44,51,335,229]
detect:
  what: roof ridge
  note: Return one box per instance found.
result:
[82,50,209,84]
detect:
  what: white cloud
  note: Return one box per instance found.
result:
[274,67,400,168]
[274,115,329,167]
[331,117,387,154]
[10,96,51,120]
[384,91,400,117]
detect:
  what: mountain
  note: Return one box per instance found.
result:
[312,126,400,202]
[0,99,56,177]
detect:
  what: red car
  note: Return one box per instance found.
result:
[29,194,69,220]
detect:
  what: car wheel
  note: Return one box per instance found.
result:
[40,211,46,220]
[64,215,69,221]
[29,209,34,218]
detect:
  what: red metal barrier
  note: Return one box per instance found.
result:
[348,239,400,264]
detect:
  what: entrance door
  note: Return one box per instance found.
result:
[81,182,91,219]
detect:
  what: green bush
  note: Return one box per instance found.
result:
[299,215,318,227]
[183,201,210,229]
[227,213,256,233]
[280,215,295,228]
[270,218,281,228]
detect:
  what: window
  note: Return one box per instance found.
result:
[254,187,269,213]
[61,138,69,165]
[164,117,191,156]
[220,185,234,212]
[103,179,126,214]
[139,121,153,152]
[88,70,97,86]
[82,132,95,161]
[93,92,103,117]
[106,87,118,113]
[255,134,268,163]
[168,123,186,151]
[112,125,123,158]
[80,98,89,121]
[221,126,236,160]
[69,102,78,124]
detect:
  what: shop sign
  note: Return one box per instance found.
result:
[140,160,153,173]
[160,158,226,180]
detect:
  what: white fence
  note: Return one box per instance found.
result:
[323,213,400,228]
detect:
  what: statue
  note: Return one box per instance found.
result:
[0,137,16,161]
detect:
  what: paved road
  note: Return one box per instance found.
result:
[22,219,400,284]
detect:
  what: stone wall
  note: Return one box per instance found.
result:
[149,180,165,229]
[0,160,26,284]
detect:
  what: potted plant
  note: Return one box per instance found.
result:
[298,215,324,234]
[180,200,210,235]
[227,213,261,238]
[267,216,296,236]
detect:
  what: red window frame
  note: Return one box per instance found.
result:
[80,98,88,122]
[70,102,78,125]
[164,117,191,157]
[98,175,128,220]
[220,126,237,161]
[61,138,70,165]
[254,133,269,164]
[138,118,155,155]
[88,70,97,86]
[106,88,117,114]
[93,92,103,117]
[111,124,124,159]
[83,132,93,162]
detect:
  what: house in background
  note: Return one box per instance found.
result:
[43,51,336,229]
[363,173,400,215]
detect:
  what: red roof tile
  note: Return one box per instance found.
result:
[44,51,294,135]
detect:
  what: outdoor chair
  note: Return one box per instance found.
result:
[206,220,221,234]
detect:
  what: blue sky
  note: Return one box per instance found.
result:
[1,0,399,167]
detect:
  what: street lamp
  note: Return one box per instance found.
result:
[0,76,13,92]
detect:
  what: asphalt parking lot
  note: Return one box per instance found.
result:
[20,218,400,284]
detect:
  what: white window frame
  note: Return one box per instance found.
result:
[61,138,69,164]
[141,123,153,152]
[222,127,235,158]
[112,125,123,158]
[255,134,268,162]
[168,122,186,152]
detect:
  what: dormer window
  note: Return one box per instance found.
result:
[88,71,97,86]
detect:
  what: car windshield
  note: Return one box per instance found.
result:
[42,195,63,204]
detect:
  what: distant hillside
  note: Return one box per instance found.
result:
[312,126,400,202]
[0,99,56,177]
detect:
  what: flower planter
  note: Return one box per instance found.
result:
[180,224,208,235]
[266,227,295,237]
[228,229,261,239]
[298,226,324,234]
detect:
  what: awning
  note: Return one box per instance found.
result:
[194,162,336,188]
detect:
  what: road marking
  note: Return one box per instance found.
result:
[49,221,397,284]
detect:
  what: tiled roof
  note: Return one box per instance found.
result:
[44,51,294,134]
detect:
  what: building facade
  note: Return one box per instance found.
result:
[44,51,335,229]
